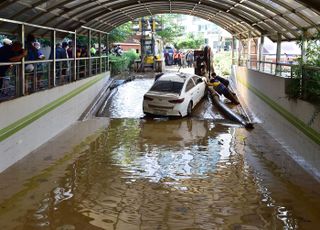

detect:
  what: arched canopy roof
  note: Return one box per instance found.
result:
[0,0,319,41]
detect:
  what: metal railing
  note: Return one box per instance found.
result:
[238,59,320,101]
[0,55,109,102]
[0,17,109,103]
[239,59,294,77]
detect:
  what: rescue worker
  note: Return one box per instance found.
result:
[173,51,179,65]
[211,72,230,88]
[207,73,239,105]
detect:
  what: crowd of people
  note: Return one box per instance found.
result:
[0,33,105,97]
[164,49,194,68]
[1,36,237,105]
[110,44,123,56]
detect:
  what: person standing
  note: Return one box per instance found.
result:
[33,42,45,89]
[90,46,97,56]
[164,52,169,66]
[54,43,65,84]
[25,35,39,93]
[61,42,70,83]
[186,50,194,68]
[0,39,27,96]
[67,41,73,58]
[173,50,178,66]
[55,42,68,59]
[181,52,187,68]
[177,51,182,67]
[26,34,39,62]
[0,39,13,95]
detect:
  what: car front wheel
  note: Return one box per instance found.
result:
[187,101,193,116]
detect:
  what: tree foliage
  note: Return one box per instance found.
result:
[157,14,183,44]
[214,51,232,76]
[289,32,320,101]
[296,32,320,67]
[109,50,139,75]
[107,22,133,45]
[174,33,205,50]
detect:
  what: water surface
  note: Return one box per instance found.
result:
[0,79,319,229]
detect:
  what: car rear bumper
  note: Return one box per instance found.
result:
[143,106,184,117]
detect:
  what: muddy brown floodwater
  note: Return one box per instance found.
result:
[0,78,320,230]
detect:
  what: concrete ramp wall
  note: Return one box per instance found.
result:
[231,66,320,179]
[0,73,110,172]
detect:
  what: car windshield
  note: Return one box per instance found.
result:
[150,80,184,94]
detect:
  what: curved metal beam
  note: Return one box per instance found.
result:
[0,0,319,41]
[65,1,264,36]
[82,7,251,37]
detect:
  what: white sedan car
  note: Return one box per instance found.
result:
[143,72,207,117]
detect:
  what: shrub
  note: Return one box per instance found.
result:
[214,51,232,76]
[291,32,320,102]
[109,50,139,75]
[109,55,127,75]
[123,50,139,71]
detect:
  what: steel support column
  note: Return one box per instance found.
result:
[88,29,92,77]
[107,34,109,71]
[238,39,242,66]
[301,30,308,98]
[73,31,77,81]
[99,32,102,73]
[18,24,25,96]
[248,32,251,69]
[258,35,264,71]
[301,30,308,64]
[231,36,235,65]
[275,33,282,75]
[52,30,56,87]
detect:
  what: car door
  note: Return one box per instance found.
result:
[185,78,197,106]
[192,76,205,104]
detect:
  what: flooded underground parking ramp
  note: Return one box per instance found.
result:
[0,78,320,229]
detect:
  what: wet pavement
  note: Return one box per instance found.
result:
[0,75,320,229]
[100,77,225,121]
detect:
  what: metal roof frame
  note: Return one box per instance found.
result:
[0,0,319,41]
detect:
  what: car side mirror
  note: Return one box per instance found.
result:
[196,78,203,84]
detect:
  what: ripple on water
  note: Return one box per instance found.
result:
[36,119,276,229]
[1,118,319,229]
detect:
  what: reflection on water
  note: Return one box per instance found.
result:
[101,78,225,120]
[1,79,320,229]
[1,118,319,229]
[101,79,154,118]
[117,119,231,182]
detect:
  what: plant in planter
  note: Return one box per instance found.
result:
[109,50,139,76]
[290,32,320,102]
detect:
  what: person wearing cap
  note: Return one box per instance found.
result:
[25,35,46,93]
[0,39,27,96]
[211,72,230,88]
[33,42,45,60]
[207,72,240,105]
[55,42,70,84]
[26,35,45,62]
[2,38,12,46]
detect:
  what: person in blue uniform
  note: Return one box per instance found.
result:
[207,72,239,105]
